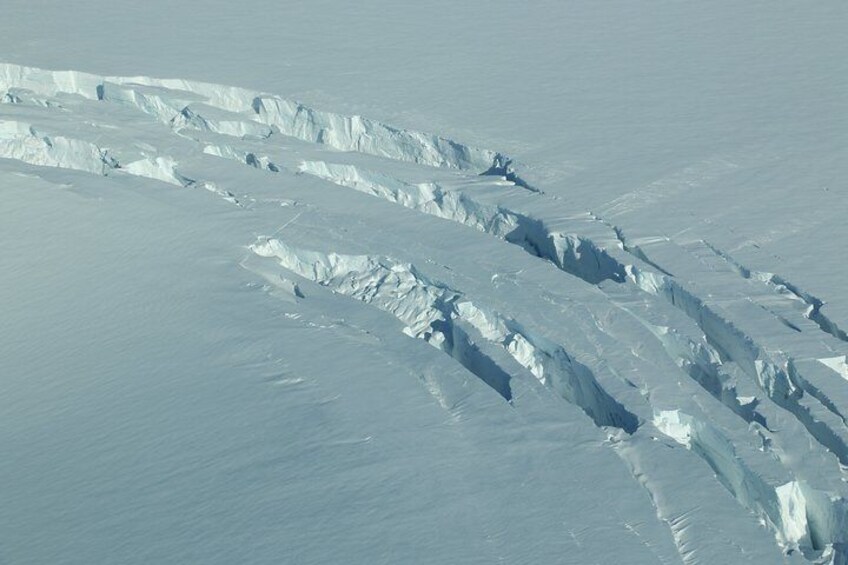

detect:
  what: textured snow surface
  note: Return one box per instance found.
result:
[1,3,847,564]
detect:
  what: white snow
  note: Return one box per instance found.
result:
[1,3,847,564]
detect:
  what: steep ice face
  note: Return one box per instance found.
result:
[0,63,503,173]
[293,155,848,481]
[0,119,204,190]
[172,104,273,140]
[655,409,848,555]
[250,238,638,432]
[121,155,191,187]
[298,161,521,236]
[0,121,117,175]
[819,356,848,382]
[253,96,497,170]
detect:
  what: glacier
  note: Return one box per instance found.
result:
[1,2,847,564]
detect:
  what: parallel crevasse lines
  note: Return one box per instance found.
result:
[701,240,848,344]
[0,62,506,173]
[4,62,848,562]
[248,240,848,559]
[299,159,848,469]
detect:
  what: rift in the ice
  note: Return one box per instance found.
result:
[5,60,846,453]
[292,161,800,438]
[631,266,848,468]
[702,240,848,345]
[431,318,513,402]
[297,160,627,286]
[6,61,848,561]
[291,158,848,473]
[655,409,848,557]
[291,151,848,554]
[249,239,638,432]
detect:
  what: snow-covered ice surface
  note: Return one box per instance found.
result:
[1,2,847,564]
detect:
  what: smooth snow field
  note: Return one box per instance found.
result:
[1,2,847,564]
